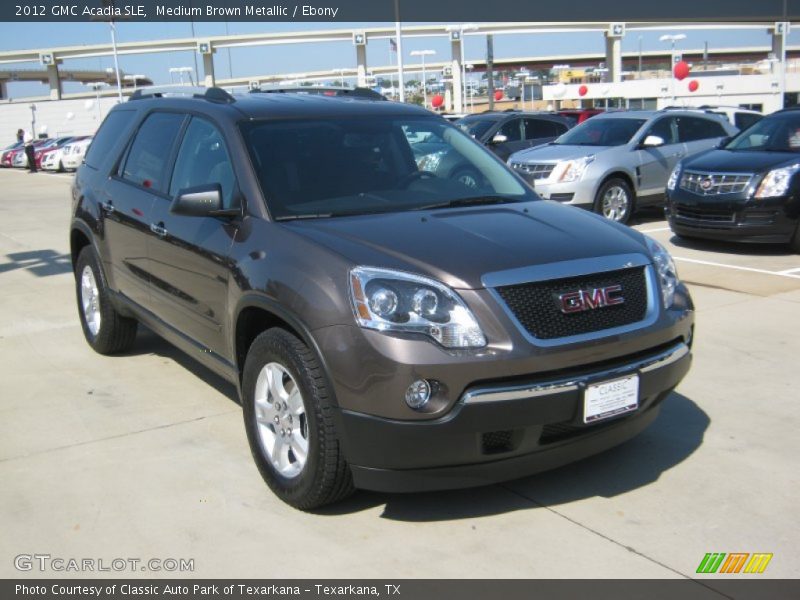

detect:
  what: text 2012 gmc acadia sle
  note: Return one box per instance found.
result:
[70,87,694,509]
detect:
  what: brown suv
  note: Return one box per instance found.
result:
[71,87,694,509]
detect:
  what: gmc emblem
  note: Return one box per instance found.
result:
[558,285,625,314]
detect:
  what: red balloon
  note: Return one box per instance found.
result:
[674,61,690,81]
[494,90,504,101]
[578,85,588,97]
[688,80,699,92]
[431,94,444,108]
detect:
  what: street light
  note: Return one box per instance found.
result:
[660,34,687,100]
[446,23,478,111]
[169,67,195,86]
[410,49,436,108]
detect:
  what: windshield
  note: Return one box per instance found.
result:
[724,114,800,152]
[554,117,646,147]
[240,116,534,220]
[456,116,500,140]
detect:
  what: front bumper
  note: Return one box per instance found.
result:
[666,189,799,243]
[524,178,595,207]
[339,341,690,492]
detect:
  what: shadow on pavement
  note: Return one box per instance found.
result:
[628,206,667,227]
[318,393,708,521]
[0,249,72,277]
[669,234,793,257]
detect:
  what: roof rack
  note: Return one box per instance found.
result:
[248,85,386,101]
[129,85,236,104]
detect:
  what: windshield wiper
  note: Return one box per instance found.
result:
[275,213,333,221]
[415,196,514,211]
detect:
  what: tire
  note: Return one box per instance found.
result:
[790,223,800,254]
[594,178,635,224]
[57,160,64,173]
[75,247,138,355]
[242,328,354,510]
[452,168,481,189]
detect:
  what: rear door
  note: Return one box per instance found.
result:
[677,115,730,158]
[146,116,240,358]
[102,111,186,308]
[636,116,686,198]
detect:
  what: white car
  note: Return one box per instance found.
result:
[41,148,64,171]
[61,138,93,171]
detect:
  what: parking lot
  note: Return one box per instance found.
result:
[0,168,797,581]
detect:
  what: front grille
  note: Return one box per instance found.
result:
[510,162,556,180]
[675,204,736,223]
[495,267,648,340]
[679,171,753,196]
[540,419,619,445]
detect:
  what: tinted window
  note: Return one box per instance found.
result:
[646,117,678,144]
[457,116,500,139]
[677,116,728,142]
[524,118,565,139]
[555,118,646,147]
[169,118,236,209]
[121,113,185,192]
[498,119,523,142]
[725,114,800,152]
[735,113,762,131]
[84,110,136,169]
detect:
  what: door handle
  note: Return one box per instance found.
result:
[150,223,168,237]
[100,201,114,214]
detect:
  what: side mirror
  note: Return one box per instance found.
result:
[171,184,237,218]
[716,136,732,149]
[641,135,665,148]
[491,133,509,145]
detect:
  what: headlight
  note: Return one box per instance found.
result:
[646,237,679,309]
[667,163,681,191]
[754,164,800,199]
[349,267,486,349]
[552,156,594,183]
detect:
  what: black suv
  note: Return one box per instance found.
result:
[666,107,800,251]
[71,87,694,509]
[456,111,575,161]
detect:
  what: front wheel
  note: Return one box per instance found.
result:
[242,328,353,510]
[75,247,138,354]
[594,178,635,224]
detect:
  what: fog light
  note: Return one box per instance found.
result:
[405,379,431,409]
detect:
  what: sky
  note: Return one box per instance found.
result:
[1,20,799,97]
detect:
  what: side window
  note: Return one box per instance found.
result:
[735,113,762,131]
[121,112,185,192]
[84,110,136,169]
[524,118,564,139]
[169,117,237,209]
[677,116,728,142]
[498,119,523,142]
[646,117,678,144]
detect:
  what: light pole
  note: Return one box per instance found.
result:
[410,50,436,108]
[394,0,405,102]
[517,69,530,111]
[85,82,108,120]
[638,35,643,77]
[659,34,687,101]
[466,63,474,111]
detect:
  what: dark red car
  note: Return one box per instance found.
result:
[34,136,79,170]
[557,108,606,124]
[6,139,51,168]
[1,141,24,167]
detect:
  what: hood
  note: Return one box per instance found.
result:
[684,148,800,174]
[284,201,649,290]
[509,143,615,164]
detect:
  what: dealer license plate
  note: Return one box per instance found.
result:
[583,375,639,424]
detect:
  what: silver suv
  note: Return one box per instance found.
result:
[508,110,738,223]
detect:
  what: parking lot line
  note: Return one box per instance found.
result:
[639,226,672,233]
[675,256,800,280]
[777,267,800,275]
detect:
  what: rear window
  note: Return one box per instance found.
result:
[84,110,136,169]
[677,116,728,142]
[735,112,762,131]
